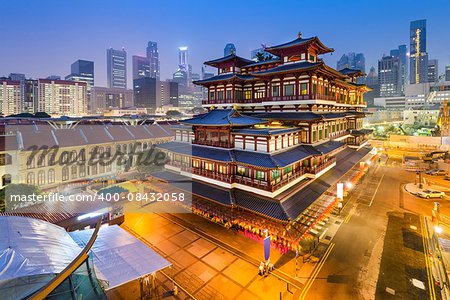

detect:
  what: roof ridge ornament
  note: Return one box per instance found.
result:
[298,31,302,39]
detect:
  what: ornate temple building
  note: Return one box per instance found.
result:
[156,34,372,222]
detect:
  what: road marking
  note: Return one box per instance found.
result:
[345,206,356,223]
[369,174,385,207]
[299,242,335,300]
[419,216,437,300]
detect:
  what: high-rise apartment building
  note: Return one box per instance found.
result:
[147,41,160,80]
[65,60,94,111]
[0,80,22,115]
[107,48,127,89]
[410,19,428,84]
[36,79,87,116]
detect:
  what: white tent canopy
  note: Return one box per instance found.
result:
[70,225,171,289]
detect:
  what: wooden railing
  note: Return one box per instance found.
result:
[308,157,336,174]
[192,140,232,148]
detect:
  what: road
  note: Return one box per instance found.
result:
[300,160,442,299]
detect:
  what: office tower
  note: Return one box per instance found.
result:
[65,60,94,111]
[36,79,87,116]
[65,60,94,86]
[132,55,150,80]
[410,19,428,84]
[224,43,236,56]
[337,52,365,73]
[107,48,127,89]
[178,46,188,71]
[46,75,61,80]
[173,68,188,87]
[158,80,179,107]
[390,45,407,94]
[0,79,22,115]
[364,66,379,106]
[191,73,203,107]
[90,87,134,114]
[427,59,439,83]
[133,77,157,111]
[146,41,160,80]
[446,66,450,82]
[378,55,402,97]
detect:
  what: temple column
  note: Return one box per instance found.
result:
[309,74,313,99]
[295,74,299,99]
[280,76,284,100]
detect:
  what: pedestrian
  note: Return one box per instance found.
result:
[173,285,178,296]
[259,262,264,276]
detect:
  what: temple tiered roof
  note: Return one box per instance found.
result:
[193,73,255,85]
[181,109,266,126]
[338,67,365,77]
[264,35,334,56]
[204,54,254,68]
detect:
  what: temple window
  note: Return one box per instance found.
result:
[284,166,292,174]
[237,166,250,177]
[244,90,252,100]
[300,83,308,95]
[272,170,281,180]
[193,159,199,168]
[217,91,224,100]
[256,171,266,181]
[254,86,265,99]
[209,91,215,100]
[284,83,295,96]
[272,85,280,97]
[235,89,243,100]
[226,90,232,99]
[204,162,213,171]
[218,165,227,174]
[313,83,317,94]
[309,54,316,62]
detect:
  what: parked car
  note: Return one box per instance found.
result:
[426,169,448,176]
[417,189,445,199]
[445,175,450,181]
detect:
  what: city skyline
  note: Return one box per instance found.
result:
[2,0,450,88]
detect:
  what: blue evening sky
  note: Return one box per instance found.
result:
[1,0,450,87]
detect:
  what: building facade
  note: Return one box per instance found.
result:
[147,41,160,80]
[107,48,127,89]
[378,55,402,97]
[36,79,87,116]
[90,86,134,114]
[0,80,22,115]
[133,77,157,111]
[427,59,439,83]
[157,34,370,206]
[65,60,94,111]
[132,55,150,80]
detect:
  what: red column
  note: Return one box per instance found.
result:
[295,75,299,100]
[309,75,313,99]
[280,77,284,100]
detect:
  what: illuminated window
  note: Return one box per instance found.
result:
[256,171,265,180]
[271,170,281,179]
[300,83,308,95]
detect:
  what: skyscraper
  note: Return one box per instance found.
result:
[378,55,402,97]
[65,60,94,111]
[410,19,428,84]
[132,55,150,80]
[364,66,379,106]
[427,59,439,83]
[390,45,407,94]
[107,48,127,89]
[224,43,236,56]
[178,46,188,70]
[133,77,157,111]
[336,52,365,73]
[147,41,160,80]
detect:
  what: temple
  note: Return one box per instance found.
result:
[156,33,372,220]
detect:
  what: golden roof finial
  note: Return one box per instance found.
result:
[298,31,302,39]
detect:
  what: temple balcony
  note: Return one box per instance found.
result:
[192,139,232,148]
[191,168,233,183]
[307,157,336,174]
[202,94,365,106]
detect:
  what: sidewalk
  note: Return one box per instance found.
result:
[405,182,450,195]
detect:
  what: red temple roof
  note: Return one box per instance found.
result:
[204,54,254,68]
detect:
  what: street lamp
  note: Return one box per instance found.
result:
[346,182,353,189]
[434,225,443,235]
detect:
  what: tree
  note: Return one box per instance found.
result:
[191,107,206,115]
[166,110,182,119]
[0,184,42,212]
[255,52,274,62]
[34,112,51,118]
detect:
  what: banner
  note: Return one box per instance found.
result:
[264,236,270,261]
